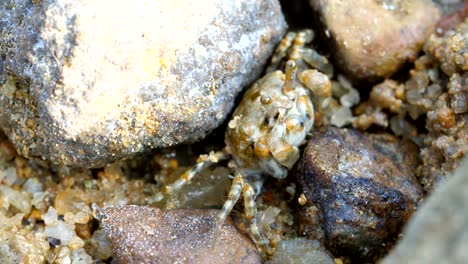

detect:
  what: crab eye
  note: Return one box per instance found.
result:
[285,60,296,70]
[260,94,272,105]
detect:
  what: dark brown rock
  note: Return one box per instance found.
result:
[296,127,423,260]
[309,0,440,80]
[100,205,261,264]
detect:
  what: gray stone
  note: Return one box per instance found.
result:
[0,0,286,167]
[382,158,468,264]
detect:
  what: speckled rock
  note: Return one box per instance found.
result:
[0,0,286,167]
[309,0,440,80]
[297,127,423,261]
[382,158,468,264]
[99,205,262,264]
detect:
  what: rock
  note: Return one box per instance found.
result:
[268,238,334,264]
[433,3,468,35]
[155,166,231,210]
[309,0,440,80]
[0,227,50,264]
[432,0,467,16]
[351,18,468,191]
[414,19,468,191]
[99,205,262,264]
[425,17,468,76]
[296,127,423,261]
[382,158,468,264]
[0,0,286,167]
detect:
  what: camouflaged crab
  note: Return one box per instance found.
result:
[150,29,333,254]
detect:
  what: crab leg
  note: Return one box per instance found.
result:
[266,31,296,73]
[242,182,272,254]
[212,172,246,250]
[289,29,314,62]
[213,172,272,254]
[213,172,244,242]
[300,48,334,77]
[148,150,229,204]
[283,60,298,93]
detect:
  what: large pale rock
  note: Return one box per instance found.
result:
[0,0,286,167]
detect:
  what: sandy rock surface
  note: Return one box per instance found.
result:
[100,205,262,264]
[0,0,286,167]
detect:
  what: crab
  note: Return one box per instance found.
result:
[149,29,333,254]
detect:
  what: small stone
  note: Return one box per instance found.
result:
[0,0,286,167]
[42,206,58,226]
[85,230,113,261]
[68,236,85,250]
[268,238,334,264]
[0,227,50,264]
[298,193,307,206]
[44,221,76,246]
[0,185,32,213]
[71,248,93,264]
[425,17,468,76]
[100,205,262,264]
[382,158,468,264]
[54,246,71,264]
[309,0,440,80]
[297,127,423,261]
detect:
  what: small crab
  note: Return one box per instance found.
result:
[150,29,333,254]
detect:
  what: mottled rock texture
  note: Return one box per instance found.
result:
[309,0,440,80]
[0,0,286,167]
[297,127,422,261]
[382,158,468,264]
[100,205,261,264]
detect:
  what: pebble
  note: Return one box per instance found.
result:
[296,127,423,261]
[309,0,440,80]
[267,238,334,264]
[0,0,286,167]
[0,227,50,264]
[99,205,262,264]
[425,17,468,76]
[382,158,468,264]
